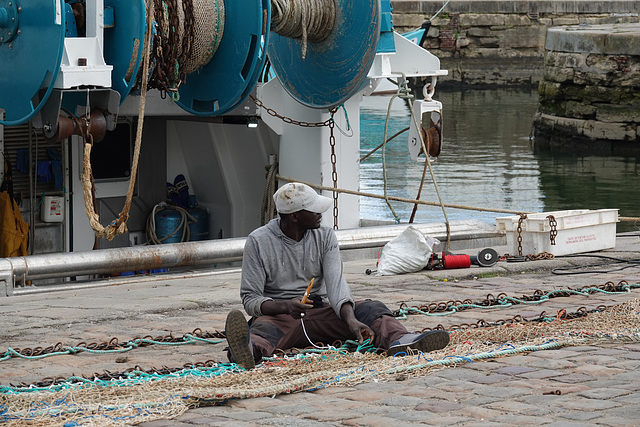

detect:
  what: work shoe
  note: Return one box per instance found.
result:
[225,310,255,370]
[386,330,450,356]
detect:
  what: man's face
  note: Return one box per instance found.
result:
[295,210,323,229]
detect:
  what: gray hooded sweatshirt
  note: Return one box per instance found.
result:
[240,218,354,318]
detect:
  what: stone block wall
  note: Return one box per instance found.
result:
[532,24,640,152]
[391,1,640,87]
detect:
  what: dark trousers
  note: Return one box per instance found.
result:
[247,300,408,362]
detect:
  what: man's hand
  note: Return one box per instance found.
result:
[261,298,312,319]
[340,303,375,345]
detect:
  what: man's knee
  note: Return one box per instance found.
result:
[354,300,393,326]
[250,320,285,348]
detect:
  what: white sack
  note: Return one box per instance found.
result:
[376,226,439,276]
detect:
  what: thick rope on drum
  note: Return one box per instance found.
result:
[271,0,335,59]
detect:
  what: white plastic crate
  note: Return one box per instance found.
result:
[496,209,618,256]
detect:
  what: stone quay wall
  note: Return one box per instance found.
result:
[391,1,640,87]
[532,24,640,153]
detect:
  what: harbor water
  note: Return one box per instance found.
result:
[359,88,639,232]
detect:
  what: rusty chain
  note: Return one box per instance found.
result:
[394,280,633,317]
[547,214,558,245]
[251,95,341,228]
[420,304,610,333]
[516,213,527,256]
[142,0,197,97]
[3,328,226,360]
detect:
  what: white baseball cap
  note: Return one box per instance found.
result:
[273,183,332,214]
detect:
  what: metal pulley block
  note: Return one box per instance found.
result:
[408,98,443,161]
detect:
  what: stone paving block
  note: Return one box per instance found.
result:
[573,364,624,377]
[429,367,481,381]
[468,373,513,385]
[343,415,410,426]
[596,416,640,426]
[175,413,233,425]
[551,373,597,384]
[306,410,377,423]
[472,384,532,399]
[458,405,506,421]
[577,387,632,400]
[137,421,194,427]
[261,416,331,426]
[380,395,425,407]
[414,400,465,413]
[559,410,603,422]
[617,352,640,360]
[561,397,622,411]
[590,347,630,356]
[335,389,387,402]
[604,405,640,420]
[492,365,537,376]
[528,349,582,359]
[491,414,547,425]
[520,369,564,380]
[463,396,503,407]
[487,399,549,414]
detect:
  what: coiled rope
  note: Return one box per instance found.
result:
[145,203,197,244]
[271,0,336,59]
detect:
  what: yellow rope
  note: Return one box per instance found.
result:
[82,1,154,241]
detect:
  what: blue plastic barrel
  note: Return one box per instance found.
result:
[187,207,209,241]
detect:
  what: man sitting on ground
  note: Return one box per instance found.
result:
[225,182,449,369]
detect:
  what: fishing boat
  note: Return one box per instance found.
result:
[0,0,455,294]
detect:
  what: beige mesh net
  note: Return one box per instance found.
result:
[2,299,639,426]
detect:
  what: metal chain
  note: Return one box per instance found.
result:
[516,213,527,256]
[424,305,610,333]
[178,0,195,83]
[394,279,632,317]
[329,108,339,229]
[251,95,339,227]
[250,95,332,127]
[2,328,226,360]
[547,215,558,245]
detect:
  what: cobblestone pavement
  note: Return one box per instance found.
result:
[1,237,640,426]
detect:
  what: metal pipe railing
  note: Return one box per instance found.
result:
[0,220,502,296]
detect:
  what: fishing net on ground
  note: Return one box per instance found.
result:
[2,299,640,426]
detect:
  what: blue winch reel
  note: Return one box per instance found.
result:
[0,0,65,126]
[267,0,381,109]
[175,0,270,116]
[0,0,383,125]
[103,0,145,104]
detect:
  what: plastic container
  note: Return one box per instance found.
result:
[41,196,65,223]
[496,209,618,256]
